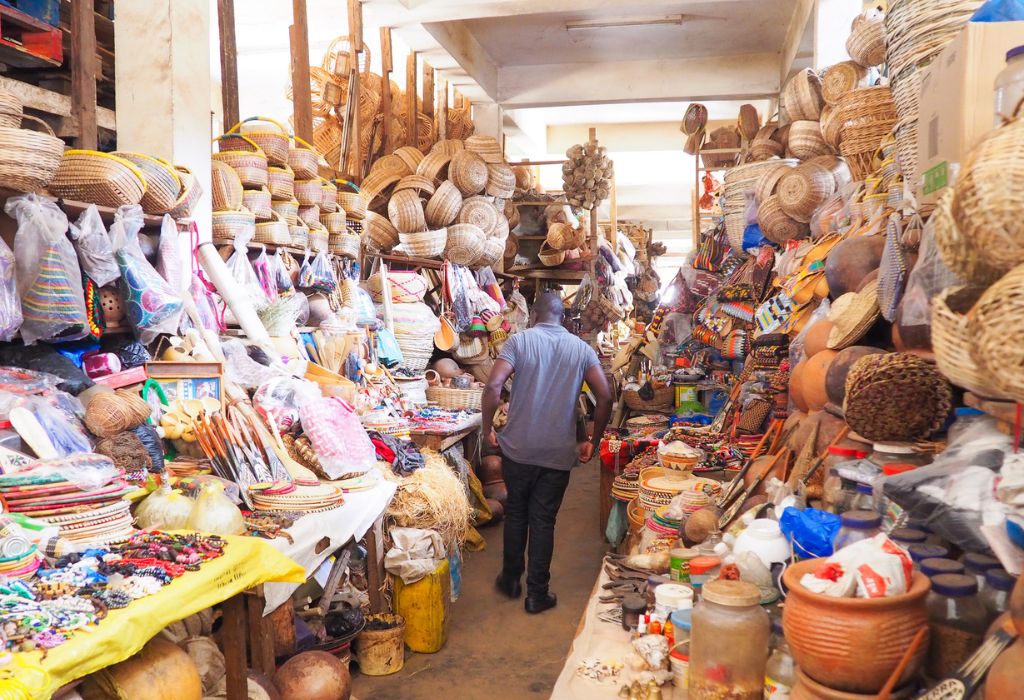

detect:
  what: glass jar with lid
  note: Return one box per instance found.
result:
[908,544,952,572]
[921,557,966,579]
[868,443,931,470]
[690,579,769,700]
[981,569,1015,623]
[962,552,1000,593]
[822,446,869,513]
[926,574,988,679]
[833,510,882,551]
[890,527,928,548]
[764,619,796,700]
[850,482,877,512]
[995,45,1024,124]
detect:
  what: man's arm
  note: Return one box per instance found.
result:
[579,363,613,462]
[482,358,514,448]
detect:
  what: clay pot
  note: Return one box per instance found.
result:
[786,410,817,454]
[306,294,333,327]
[1011,574,1024,636]
[792,668,915,700]
[783,558,930,693]
[433,358,461,379]
[483,480,507,505]
[273,651,351,700]
[825,236,885,299]
[985,639,1024,699]
[825,346,887,406]
[486,498,505,522]
[803,319,834,357]
[79,638,203,700]
[478,454,503,484]
[892,304,933,359]
[855,268,879,292]
[790,360,809,411]
[803,350,839,412]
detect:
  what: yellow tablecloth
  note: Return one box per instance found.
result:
[8,535,304,699]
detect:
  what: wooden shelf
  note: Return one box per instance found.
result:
[507,267,587,281]
[0,188,164,227]
[363,252,444,270]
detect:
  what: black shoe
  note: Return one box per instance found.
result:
[495,573,522,599]
[525,591,557,614]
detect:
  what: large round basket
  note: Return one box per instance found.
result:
[485,163,515,199]
[782,68,823,121]
[50,150,148,208]
[242,188,273,221]
[112,152,181,215]
[253,210,290,245]
[822,61,868,105]
[466,135,503,164]
[425,180,462,228]
[362,211,400,253]
[267,166,296,200]
[846,10,886,68]
[623,384,674,412]
[213,134,268,189]
[0,114,64,193]
[388,189,427,233]
[288,135,320,179]
[425,386,483,411]
[787,121,832,160]
[445,223,486,266]
[473,237,505,269]
[398,228,447,258]
[416,150,454,183]
[212,160,244,212]
[458,196,498,235]
[449,151,488,195]
[932,190,1002,286]
[0,89,22,128]
[754,161,795,204]
[758,194,810,245]
[932,285,1008,399]
[168,165,203,219]
[777,162,835,223]
[212,209,256,246]
[224,116,290,166]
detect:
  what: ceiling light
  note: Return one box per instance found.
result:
[565,14,684,31]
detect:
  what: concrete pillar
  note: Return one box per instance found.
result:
[472,102,503,149]
[114,0,213,241]
[814,0,865,69]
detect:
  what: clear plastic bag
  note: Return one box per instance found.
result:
[253,376,320,432]
[110,205,184,343]
[270,249,294,293]
[4,194,88,345]
[299,251,337,293]
[68,205,119,286]
[251,246,277,302]
[898,217,960,328]
[185,482,245,536]
[189,275,223,332]
[155,214,184,292]
[0,236,21,342]
[30,453,119,491]
[17,394,92,458]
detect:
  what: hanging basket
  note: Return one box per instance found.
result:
[787,121,832,160]
[112,152,181,215]
[50,150,148,208]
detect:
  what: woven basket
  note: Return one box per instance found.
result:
[458,196,498,235]
[466,135,503,164]
[168,166,203,219]
[0,89,22,128]
[360,171,401,202]
[806,155,852,188]
[320,180,338,213]
[758,194,810,245]
[538,241,566,267]
[748,140,784,161]
[449,150,488,195]
[932,285,1008,398]
[242,188,273,221]
[485,163,515,199]
[309,225,329,252]
[321,210,347,235]
[395,145,425,172]
[365,271,428,303]
[445,223,486,266]
[473,237,505,269]
[363,211,400,252]
[681,103,708,135]
[290,221,309,248]
[787,121,832,159]
[837,86,898,180]
[330,233,361,259]
[425,180,463,228]
[272,198,300,226]
[370,154,410,180]
[224,116,289,166]
[113,152,181,215]
[968,264,1024,402]
[416,150,455,183]
[50,151,148,208]
[738,104,761,140]
[288,135,319,179]
[254,210,290,245]
[847,10,886,68]
[820,105,843,150]
[426,386,483,411]
[0,114,63,193]
[213,134,268,189]
[778,162,835,223]
[398,228,447,258]
[783,69,824,121]
[822,61,868,105]
[394,174,435,197]
[212,209,256,245]
[298,204,321,227]
[951,118,1024,278]
[754,161,796,204]
[336,180,367,220]
[267,166,295,200]
[295,179,324,206]
[388,189,427,233]
[623,384,674,412]
[211,160,243,212]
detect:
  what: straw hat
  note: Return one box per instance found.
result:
[388,188,427,233]
[458,196,499,235]
[449,151,488,195]
[826,281,880,350]
[431,139,465,157]
[465,135,503,164]
[425,180,462,228]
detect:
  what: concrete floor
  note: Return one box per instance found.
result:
[352,463,608,700]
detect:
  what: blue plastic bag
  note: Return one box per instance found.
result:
[780,506,841,559]
[742,223,769,253]
[972,0,1024,20]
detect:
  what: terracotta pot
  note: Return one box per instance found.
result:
[803,319,834,357]
[803,350,839,412]
[1011,574,1024,637]
[478,454,503,483]
[825,346,887,406]
[79,638,203,700]
[486,497,505,522]
[786,410,818,455]
[783,558,930,693]
[273,651,351,700]
[433,358,461,379]
[985,639,1024,699]
[483,480,507,505]
[892,304,933,359]
[825,236,884,299]
[792,667,914,700]
[790,360,809,411]
[855,268,879,292]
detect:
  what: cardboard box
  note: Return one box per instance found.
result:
[917,21,1024,204]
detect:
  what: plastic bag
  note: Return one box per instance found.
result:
[251,246,277,302]
[154,214,183,292]
[185,482,245,536]
[375,328,404,368]
[897,216,960,329]
[384,527,447,585]
[972,0,1024,20]
[780,506,841,559]
[223,227,267,313]
[257,294,306,336]
[5,194,88,345]
[221,338,281,390]
[299,251,337,294]
[798,534,912,599]
[68,205,119,287]
[29,453,119,491]
[109,205,184,342]
[0,236,21,342]
[253,376,319,432]
[298,396,377,478]
[189,275,223,332]
[16,395,92,458]
[270,248,294,293]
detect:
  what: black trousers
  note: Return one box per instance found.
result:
[500,457,572,597]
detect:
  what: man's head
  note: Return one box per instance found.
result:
[530,292,565,326]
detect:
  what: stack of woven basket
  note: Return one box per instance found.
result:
[381,297,440,373]
[721,160,791,250]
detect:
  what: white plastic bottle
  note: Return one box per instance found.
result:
[995,45,1024,124]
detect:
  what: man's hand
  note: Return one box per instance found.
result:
[578,441,595,463]
[487,429,499,449]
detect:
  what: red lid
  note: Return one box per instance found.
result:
[675,357,691,368]
[883,463,918,475]
[689,556,721,575]
[828,446,867,458]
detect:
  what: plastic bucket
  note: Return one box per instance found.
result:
[354,613,406,676]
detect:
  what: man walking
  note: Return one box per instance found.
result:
[482,293,613,613]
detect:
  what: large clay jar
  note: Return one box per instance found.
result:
[985,639,1024,699]
[792,668,915,700]
[782,558,930,693]
[803,350,839,412]
[273,651,351,700]
[79,638,202,700]
[825,236,885,299]
[790,360,809,411]
[803,319,835,357]
[1011,573,1024,636]
[825,346,887,406]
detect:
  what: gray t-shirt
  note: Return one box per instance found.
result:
[497,322,601,470]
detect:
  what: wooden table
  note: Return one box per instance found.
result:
[409,413,482,452]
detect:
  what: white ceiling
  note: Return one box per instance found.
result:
[514,99,773,125]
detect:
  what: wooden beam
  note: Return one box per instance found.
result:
[217,0,239,132]
[70,0,98,148]
[421,63,434,119]
[348,0,363,55]
[0,76,114,129]
[405,52,417,149]
[346,0,363,180]
[290,0,314,143]
[380,26,393,153]
[438,79,448,140]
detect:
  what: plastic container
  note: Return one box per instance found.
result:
[392,559,450,653]
[670,617,691,697]
[764,620,796,700]
[868,443,930,470]
[655,583,694,619]
[962,552,1000,593]
[822,446,868,513]
[670,547,699,583]
[921,557,965,579]
[908,544,952,571]
[947,407,986,443]
[690,580,769,700]
[926,574,987,679]
[833,510,882,551]
[689,556,721,595]
[982,569,1015,623]
[995,45,1024,124]
[732,519,792,567]
[355,613,406,675]
[850,482,876,512]
[890,527,928,547]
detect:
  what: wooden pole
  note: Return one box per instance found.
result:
[289,0,314,144]
[438,79,448,140]
[405,53,418,149]
[217,0,239,133]
[588,127,600,257]
[347,0,364,180]
[70,0,98,149]
[422,62,435,144]
[379,27,393,154]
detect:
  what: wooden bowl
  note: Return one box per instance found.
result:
[783,559,930,693]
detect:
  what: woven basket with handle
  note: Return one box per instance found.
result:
[320,180,338,213]
[50,150,148,208]
[321,210,347,236]
[288,135,319,179]
[254,210,290,245]
[837,86,897,180]
[330,233,360,259]
[426,386,483,411]
[336,180,366,220]
[213,134,268,189]
[268,166,295,200]
[398,228,447,258]
[932,285,1008,398]
[294,178,324,206]
[212,209,256,246]
[242,188,273,221]
[112,152,181,215]
[223,116,290,167]
[272,198,300,226]
[0,114,63,193]
[168,165,203,219]
[212,160,244,212]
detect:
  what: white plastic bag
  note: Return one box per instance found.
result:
[68,205,119,286]
[800,533,912,598]
[384,527,447,584]
[155,214,184,292]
